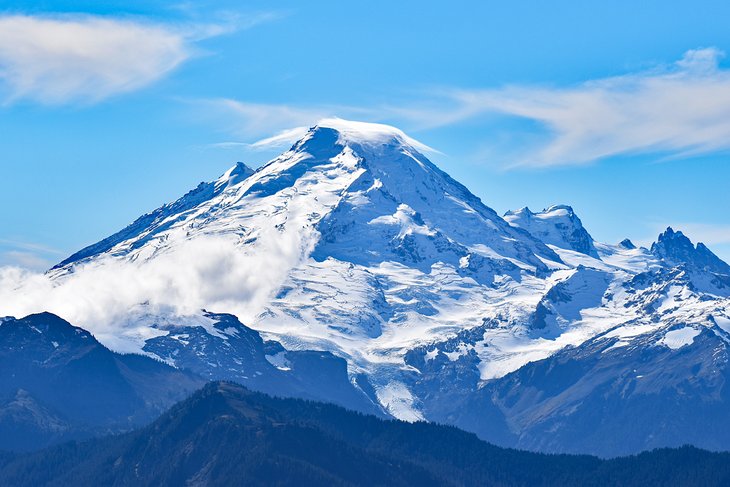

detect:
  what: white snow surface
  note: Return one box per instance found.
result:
[375,381,424,422]
[658,327,702,350]
[264,351,291,371]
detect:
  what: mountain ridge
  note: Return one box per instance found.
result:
[0,312,203,451]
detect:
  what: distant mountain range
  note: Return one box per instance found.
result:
[1,381,729,487]
[8,119,729,457]
[0,312,384,451]
[0,312,201,451]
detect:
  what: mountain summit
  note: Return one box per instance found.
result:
[651,227,730,275]
[54,120,559,276]
[504,205,598,257]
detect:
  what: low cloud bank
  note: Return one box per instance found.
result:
[0,231,309,351]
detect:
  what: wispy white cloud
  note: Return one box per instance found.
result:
[205,99,337,138]
[0,15,189,104]
[422,48,730,167]
[200,99,441,151]
[0,238,64,255]
[0,230,309,348]
[0,238,64,271]
[207,48,730,168]
[198,99,369,150]
[2,251,51,270]
[248,126,312,149]
[0,12,279,105]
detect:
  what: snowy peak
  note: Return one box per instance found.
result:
[279,120,432,167]
[216,161,254,188]
[504,205,598,258]
[298,124,562,274]
[619,238,637,250]
[651,227,730,275]
[310,118,435,153]
[653,227,693,253]
[53,120,563,279]
[283,121,434,177]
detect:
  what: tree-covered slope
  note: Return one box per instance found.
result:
[1,382,728,486]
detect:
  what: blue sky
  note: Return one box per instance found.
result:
[1,0,729,268]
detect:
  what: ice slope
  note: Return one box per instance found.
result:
[50,162,256,272]
[47,120,730,443]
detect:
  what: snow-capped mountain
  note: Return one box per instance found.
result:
[504,205,599,258]
[42,119,730,455]
[651,227,730,277]
[50,119,567,416]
